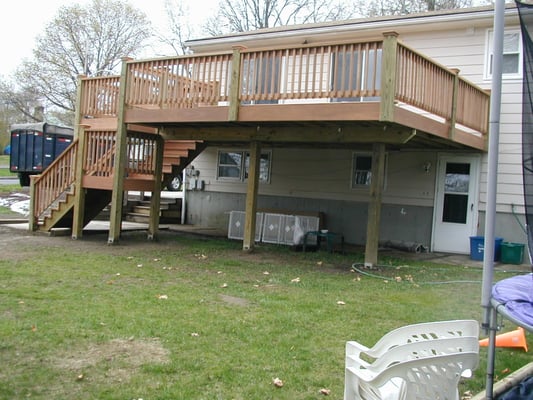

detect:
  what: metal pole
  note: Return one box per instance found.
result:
[486,305,499,400]
[481,0,505,333]
[482,1,505,399]
[181,168,187,224]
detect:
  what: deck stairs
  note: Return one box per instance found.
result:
[32,135,205,233]
[125,195,182,224]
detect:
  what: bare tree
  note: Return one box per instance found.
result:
[157,0,195,55]
[13,0,152,125]
[355,0,484,17]
[204,0,357,35]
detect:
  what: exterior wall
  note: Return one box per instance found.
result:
[186,147,441,246]
[399,16,525,226]
[184,7,528,254]
[191,147,437,206]
[185,190,434,248]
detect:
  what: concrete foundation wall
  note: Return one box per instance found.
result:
[185,191,433,248]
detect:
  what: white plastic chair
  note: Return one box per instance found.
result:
[344,351,479,400]
[345,320,479,365]
[346,336,479,373]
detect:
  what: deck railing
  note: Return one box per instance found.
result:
[30,128,159,226]
[125,55,231,109]
[81,76,120,117]
[79,36,490,136]
[395,44,455,120]
[83,130,158,177]
[31,140,79,223]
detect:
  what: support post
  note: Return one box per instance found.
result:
[243,141,261,251]
[379,32,399,122]
[228,46,244,121]
[108,57,133,244]
[72,74,88,238]
[73,75,86,140]
[28,176,36,231]
[72,125,89,239]
[148,135,164,240]
[449,68,460,140]
[364,143,386,267]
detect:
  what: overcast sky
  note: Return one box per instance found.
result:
[0,0,219,77]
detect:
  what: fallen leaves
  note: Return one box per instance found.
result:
[272,377,284,387]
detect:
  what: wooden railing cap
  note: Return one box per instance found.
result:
[383,31,399,37]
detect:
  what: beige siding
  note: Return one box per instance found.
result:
[401,18,524,214]
[193,147,437,207]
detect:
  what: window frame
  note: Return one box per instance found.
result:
[216,149,272,183]
[485,28,522,80]
[350,152,387,190]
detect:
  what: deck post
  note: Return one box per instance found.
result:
[148,135,164,240]
[449,68,460,141]
[73,75,86,140]
[364,143,386,267]
[108,57,133,244]
[72,75,87,238]
[72,124,89,239]
[228,46,245,121]
[243,140,261,251]
[28,176,36,231]
[380,32,399,122]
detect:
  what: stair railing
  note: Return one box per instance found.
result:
[30,140,79,228]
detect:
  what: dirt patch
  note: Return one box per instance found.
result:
[52,337,170,383]
[219,294,251,307]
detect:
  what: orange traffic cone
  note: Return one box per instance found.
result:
[479,327,528,352]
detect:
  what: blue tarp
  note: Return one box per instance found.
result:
[497,376,533,400]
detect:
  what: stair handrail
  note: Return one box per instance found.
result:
[31,139,79,220]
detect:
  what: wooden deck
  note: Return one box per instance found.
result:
[79,33,489,151]
[29,31,491,260]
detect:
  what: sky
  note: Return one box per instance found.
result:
[0,0,219,77]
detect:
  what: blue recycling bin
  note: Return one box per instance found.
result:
[469,236,503,261]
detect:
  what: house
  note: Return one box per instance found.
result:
[30,4,523,266]
[181,4,525,257]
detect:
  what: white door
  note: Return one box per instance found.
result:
[432,155,480,254]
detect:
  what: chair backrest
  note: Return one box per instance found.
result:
[357,352,479,400]
[367,320,479,356]
[350,336,479,373]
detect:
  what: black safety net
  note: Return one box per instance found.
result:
[517,1,533,266]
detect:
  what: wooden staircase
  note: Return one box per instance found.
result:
[38,189,112,231]
[125,195,182,224]
[30,130,206,233]
[162,140,207,189]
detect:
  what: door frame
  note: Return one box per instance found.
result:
[431,153,481,253]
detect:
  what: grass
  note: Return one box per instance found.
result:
[0,154,18,193]
[0,230,531,399]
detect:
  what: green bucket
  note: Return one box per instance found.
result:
[500,242,525,265]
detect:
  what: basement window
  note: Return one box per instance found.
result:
[351,152,387,189]
[217,150,271,183]
[351,153,373,188]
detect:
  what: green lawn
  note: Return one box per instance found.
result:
[0,154,16,179]
[0,231,530,399]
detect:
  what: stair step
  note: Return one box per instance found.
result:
[139,199,177,206]
[134,204,170,213]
